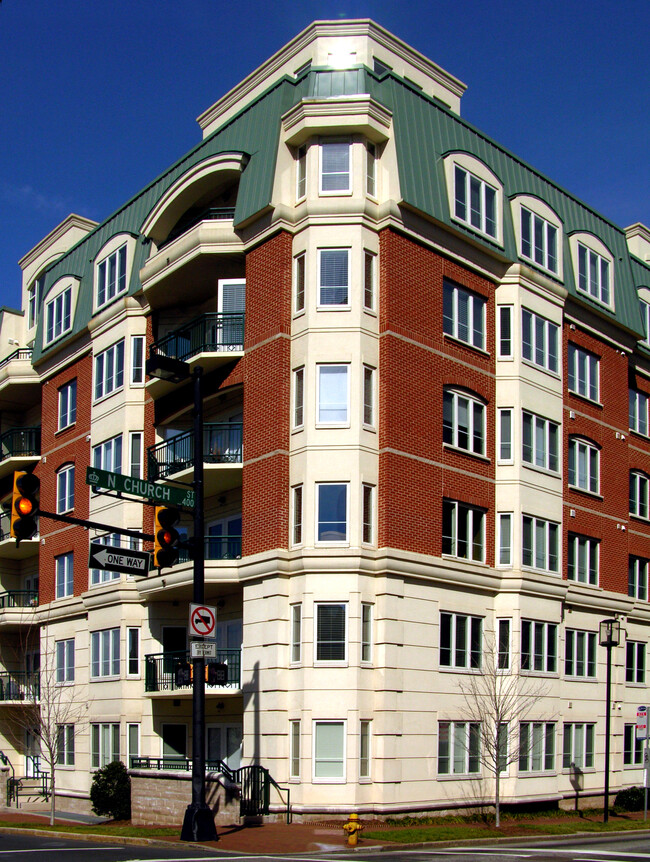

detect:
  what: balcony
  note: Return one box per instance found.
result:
[0,349,39,410]
[0,514,39,560]
[147,423,242,495]
[147,313,244,398]
[178,535,242,563]
[0,591,38,630]
[0,427,41,480]
[137,536,241,600]
[144,648,241,695]
[0,671,39,702]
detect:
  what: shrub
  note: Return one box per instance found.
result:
[614,785,645,812]
[90,760,131,820]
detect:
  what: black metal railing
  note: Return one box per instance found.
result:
[147,423,242,480]
[0,672,39,701]
[131,756,235,780]
[0,349,32,371]
[0,427,40,462]
[161,206,236,248]
[150,312,244,364]
[144,648,241,692]
[0,591,38,609]
[178,535,242,564]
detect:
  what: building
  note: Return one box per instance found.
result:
[1,18,650,819]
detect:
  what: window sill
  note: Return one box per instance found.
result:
[451,215,503,249]
[439,665,481,674]
[362,424,377,434]
[568,391,602,409]
[441,553,485,566]
[518,770,556,778]
[94,290,129,316]
[55,423,76,436]
[442,332,489,357]
[44,329,73,349]
[315,423,351,430]
[567,485,602,500]
[443,443,490,462]
[522,462,561,480]
[316,304,351,312]
[319,189,352,198]
[93,387,124,406]
[522,566,560,577]
[628,428,650,442]
[629,513,650,525]
[90,676,121,682]
[564,676,597,683]
[575,287,614,313]
[566,578,600,589]
[521,670,559,678]
[314,661,348,668]
[625,681,647,687]
[521,357,560,380]
[437,772,481,781]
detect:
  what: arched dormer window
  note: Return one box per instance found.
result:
[511,195,563,278]
[93,233,137,313]
[444,153,503,244]
[43,276,80,347]
[569,232,615,309]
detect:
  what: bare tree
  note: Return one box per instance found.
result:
[457,634,551,827]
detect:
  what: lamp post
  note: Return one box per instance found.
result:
[146,354,217,843]
[599,617,621,824]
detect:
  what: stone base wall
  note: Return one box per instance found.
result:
[130,769,240,826]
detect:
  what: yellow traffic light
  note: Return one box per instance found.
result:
[154,506,180,568]
[10,471,39,543]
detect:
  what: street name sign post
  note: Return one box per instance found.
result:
[85,466,195,509]
[638,705,649,820]
[88,542,151,577]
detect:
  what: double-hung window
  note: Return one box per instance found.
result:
[363,251,376,311]
[568,438,599,493]
[626,641,645,684]
[313,720,345,781]
[443,279,486,350]
[563,723,594,769]
[440,612,482,669]
[522,515,559,573]
[316,483,348,543]
[294,253,305,313]
[28,278,42,330]
[565,630,596,678]
[291,604,302,663]
[290,720,301,779]
[292,485,303,545]
[93,435,122,474]
[318,249,349,306]
[293,367,304,428]
[522,309,558,373]
[624,724,644,766]
[519,722,555,772]
[320,138,350,193]
[317,365,349,424]
[362,484,374,545]
[442,500,484,562]
[366,142,376,196]
[568,344,599,401]
[629,556,648,601]
[361,603,372,663]
[521,620,557,673]
[629,390,649,436]
[630,471,650,519]
[127,628,140,676]
[521,208,558,273]
[498,307,512,358]
[96,244,127,309]
[56,464,75,513]
[58,380,77,430]
[45,287,72,345]
[57,724,75,766]
[438,721,481,774]
[577,243,611,306]
[94,340,125,401]
[497,619,510,669]
[363,366,375,427]
[567,534,599,585]
[315,603,346,662]
[443,389,485,455]
[454,165,497,238]
[498,409,513,462]
[522,411,559,472]
[91,723,120,769]
[359,720,371,779]
[497,513,512,566]
[296,145,307,200]
[90,628,120,678]
[56,639,74,683]
[55,552,73,599]
[129,431,143,479]
[131,336,145,385]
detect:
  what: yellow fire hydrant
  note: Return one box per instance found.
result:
[343,812,364,847]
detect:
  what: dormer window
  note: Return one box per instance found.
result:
[578,243,610,305]
[521,208,558,274]
[96,243,127,309]
[320,138,350,194]
[454,165,497,238]
[45,285,72,345]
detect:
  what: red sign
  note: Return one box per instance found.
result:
[189,604,216,638]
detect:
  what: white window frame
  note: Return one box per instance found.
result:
[629,556,648,601]
[127,627,140,677]
[130,335,145,386]
[522,308,559,374]
[630,389,649,436]
[290,719,301,779]
[577,241,612,307]
[56,724,75,767]
[361,484,374,545]
[520,207,559,274]
[521,620,557,674]
[292,484,303,546]
[626,640,646,684]
[55,552,74,599]
[314,602,347,664]
[522,515,559,573]
[522,411,559,472]
[56,464,75,514]
[443,279,486,350]
[312,719,346,782]
[45,285,72,345]
[363,365,375,428]
[568,438,599,494]
[296,145,307,201]
[498,306,513,358]
[497,619,511,670]
[519,722,555,773]
[127,723,140,769]
[56,638,74,683]
[291,604,302,664]
[94,340,125,402]
[567,534,599,585]
[453,164,498,240]
[564,629,597,678]
[498,408,513,463]
[319,138,351,195]
[641,299,650,347]
[293,367,304,429]
[363,250,376,311]
[568,343,599,402]
[91,723,120,769]
[90,628,120,679]
[562,722,594,769]
[90,533,125,586]
[630,471,650,519]
[439,611,482,669]
[318,249,350,308]
[443,388,485,456]
[96,242,128,310]
[361,602,372,663]
[366,142,377,197]
[624,723,644,766]
[438,720,481,775]
[129,431,143,479]
[497,513,513,567]
[359,719,371,779]
[93,434,123,474]
[316,482,349,545]
[442,500,485,562]
[294,253,305,313]
[58,379,77,430]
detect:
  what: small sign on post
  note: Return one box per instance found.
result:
[88,542,151,577]
[191,642,217,659]
[189,603,216,639]
[637,705,648,740]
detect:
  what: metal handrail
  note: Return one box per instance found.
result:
[150,312,244,364]
[0,349,32,371]
[144,648,241,692]
[178,536,242,564]
[0,672,40,701]
[147,422,242,480]
[130,756,236,780]
[0,591,38,609]
[0,427,40,462]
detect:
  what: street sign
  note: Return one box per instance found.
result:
[637,705,648,740]
[85,466,195,509]
[88,542,151,577]
[189,603,216,638]
[191,641,217,659]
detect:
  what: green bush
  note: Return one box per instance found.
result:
[90,761,131,820]
[614,785,645,812]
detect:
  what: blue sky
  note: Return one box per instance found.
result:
[1,0,648,310]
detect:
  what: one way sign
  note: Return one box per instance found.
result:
[88,542,151,577]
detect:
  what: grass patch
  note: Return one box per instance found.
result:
[0,820,178,838]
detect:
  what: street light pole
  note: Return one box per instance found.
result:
[599,618,621,825]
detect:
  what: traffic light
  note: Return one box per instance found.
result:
[10,471,39,543]
[154,506,180,568]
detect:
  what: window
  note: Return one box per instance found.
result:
[521,208,558,273]
[131,336,145,385]
[293,367,304,428]
[563,723,594,769]
[129,432,143,479]
[522,309,558,373]
[127,723,140,769]
[522,515,559,573]
[626,641,645,684]
[28,277,42,330]
[442,500,485,562]
[362,484,374,545]
[91,723,120,769]
[498,514,512,566]
[295,253,305,313]
[320,138,350,194]
[56,639,74,683]
[366,142,376,196]
[521,620,557,673]
[56,465,75,513]
[498,306,512,358]
[45,286,72,345]
[315,603,346,662]
[363,365,375,427]
[568,344,599,401]
[94,340,125,400]
[292,485,303,546]
[498,619,510,669]
[57,725,75,766]
[93,434,122,474]
[565,630,596,678]
[443,280,486,350]
[318,249,349,306]
[577,243,610,306]
[519,722,555,772]
[318,365,348,424]
[629,556,648,601]
[568,532,600,585]
[313,720,345,780]
[438,721,481,774]
[630,471,650,519]
[359,720,371,778]
[440,612,482,669]
[443,389,485,455]
[55,552,73,599]
[317,483,348,543]
[127,628,139,676]
[629,390,649,436]
[624,724,644,766]
[498,409,512,461]
[291,604,302,663]
[361,603,372,663]
[96,244,127,308]
[90,628,120,678]
[296,145,307,200]
[568,438,599,493]
[290,720,301,778]
[58,380,77,430]
[641,299,650,347]
[363,251,375,311]
[454,165,497,238]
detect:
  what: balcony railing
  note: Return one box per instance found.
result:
[147,423,242,481]
[161,206,236,248]
[0,349,32,372]
[0,427,40,462]
[0,591,38,609]
[178,536,242,564]
[144,648,241,692]
[151,312,244,365]
[0,672,39,701]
